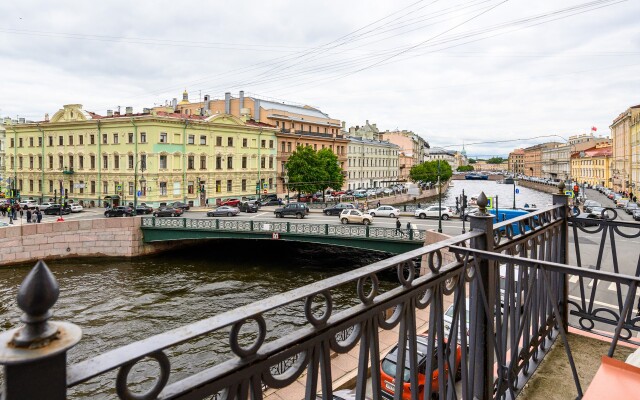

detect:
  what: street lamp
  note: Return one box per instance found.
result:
[512,177,518,209]
[284,172,290,204]
[437,160,442,233]
[133,160,145,216]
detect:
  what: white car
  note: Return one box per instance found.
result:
[414,206,453,220]
[443,299,470,344]
[70,204,84,213]
[19,200,38,209]
[367,205,400,218]
[38,202,56,210]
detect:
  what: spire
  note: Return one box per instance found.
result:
[178,89,190,105]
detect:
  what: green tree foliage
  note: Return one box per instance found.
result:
[468,159,477,164]
[285,146,344,194]
[409,160,453,182]
[457,165,474,172]
[487,156,505,164]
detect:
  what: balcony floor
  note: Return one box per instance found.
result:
[519,330,637,400]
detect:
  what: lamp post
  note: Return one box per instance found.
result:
[133,160,145,216]
[284,173,290,204]
[437,160,442,233]
[512,177,517,209]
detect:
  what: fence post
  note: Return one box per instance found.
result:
[553,182,570,331]
[0,260,81,400]
[468,192,496,400]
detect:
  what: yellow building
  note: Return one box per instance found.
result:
[570,142,612,187]
[508,149,525,175]
[610,105,640,193]
[6,104,278,207]
[631,109,640,195]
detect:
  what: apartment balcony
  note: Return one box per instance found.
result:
[1,190,640,399]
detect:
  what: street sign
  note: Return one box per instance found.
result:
[565,191,574,198]
[116,184,122,191]
[263,189,267,194]
[487,197,493,209]
[263,183,268,189]
[515,188,520,194]
[272,232,280,240]
[137,191,142,196]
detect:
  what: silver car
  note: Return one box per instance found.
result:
[207,206,240,217]
[367,205,400,218]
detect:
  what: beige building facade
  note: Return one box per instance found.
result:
[570,142,612,188]
[378,130,429,181]
[610,105,640,193]
[508,149,525,175]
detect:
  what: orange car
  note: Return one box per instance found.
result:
[379,334,461,399]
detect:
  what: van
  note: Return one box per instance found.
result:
[489,208,532,235]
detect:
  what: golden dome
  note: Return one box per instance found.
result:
[178,89,190,105]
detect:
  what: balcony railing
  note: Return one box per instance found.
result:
[1,190,639,399]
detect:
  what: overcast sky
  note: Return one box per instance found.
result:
[1,0,638,158]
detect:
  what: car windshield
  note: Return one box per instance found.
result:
[445,305,470,322]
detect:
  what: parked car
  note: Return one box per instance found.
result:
[340,209,373,225]
[70,204,84,213]
[633,209,640,221]
[443,300,470,344]
[259,199,281,207]
[624,202,638,215]
[152,207,183,217]
[38,202,56,210]
[367,205,400,218]
[379,334,461,399]
[44,204,71,215]
[615,199,629,209]
[315,389,368,400]
[167,201,190,211]
[274,203,309,219]
[104,206,133,217]
[583,200,601,213]
[218,198,241,207]
[571,212,602,227]
[135,204,153,215]
[323,203,355,216]
[415,206,453,220]
[239,200,260,213]
[460,206,479,221]
[19,200,38,209]
[207,206,240,217]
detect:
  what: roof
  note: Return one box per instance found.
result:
[256,98,330,119]
[348,136,399,148]
[572,145,612,158]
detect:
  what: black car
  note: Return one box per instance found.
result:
[239,200,260,213]
[135,204,153,215]
[323,203,355,216]
[104,206,133,217]
[274,203,309,219]
[259,199,281,207]
[167,201,190,211]
[44,204,71,215]
[153,207,184,217]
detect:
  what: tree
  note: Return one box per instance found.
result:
[487,156,505,164]
[468,159,477,164]
[457,165,474,172]
[285,146,344,195]
[409,160,452,182]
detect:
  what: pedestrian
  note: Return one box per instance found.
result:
[395,217,404,236]
[417,202,421,209]
[36,209,43,223]
[18,205,23,219]
[376,201,380,208]
[26,209,32,223]
[406,221,411,235]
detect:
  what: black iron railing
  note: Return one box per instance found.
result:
[1,189,639,399]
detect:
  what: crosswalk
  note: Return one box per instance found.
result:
[568,274,639,296]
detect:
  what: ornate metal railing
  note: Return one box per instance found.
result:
[2,190,639,399]
[141,217,429,242]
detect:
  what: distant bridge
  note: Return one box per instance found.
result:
[140,217,428,254]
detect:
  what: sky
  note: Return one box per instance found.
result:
[1,0,638,158]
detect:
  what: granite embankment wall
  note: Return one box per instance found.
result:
[518,180,560,194]
[0,218,180,267]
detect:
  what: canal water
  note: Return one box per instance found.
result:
[0,241,393,398]
[422,180,554,209]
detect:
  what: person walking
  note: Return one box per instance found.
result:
[7,205,12,224]
[26,209,32,223]
[406,221,412,236]
[36,209,43,223]
[18,205,24,219]
[376,201,380,208]
[395,217,404,236]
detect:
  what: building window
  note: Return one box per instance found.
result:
[91,181,96,194]
[113,133,119,144]
[114,155,119,169]
[188,135,195,145]
[79,135,83,145]
[242,138,248,147]
[188,181,194,194]
[128,182,134,196]
[102,134,108,144]
[58,155,64,169]
[90,155,95,169]
[216,156,222,170]
[69,181,74,194]
[38,156,42,169]
[29,137,33,147]
[227,180,232,192]
[261,157,266,169]
[68,155,74,169]
[227,137,233,147]
[160,132,167,143]
[103,181,108,195]
[261,140,266,148]
[29,156,34,169]
[141,154,146,169]
[215,180,221,193]
[103,155,108,169]
[19,156,23,169]
[160,182,167,195]
[159,155,167,169]
[128,155,134,169]
[48,137,53,146]
[140,132,147,143]
[128,132,134,143]
[69,135,74,145]
[200,135,207,145]
[48,155,53,169]
[216,136,222,146]
[90,135,95,145]
[242,179,247,191]
[188,156,194,170]
[269,178,273,189]
[200,155,206,170]
[269,157,274,169]
[269,140,274,148]
[58,136,63,146]
[281,142,286,152]
[227,156,233,169]
[242,156,248,169]
[287,142,292,152]
[49,180,54,193]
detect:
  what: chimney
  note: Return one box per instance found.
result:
[171,98,177,111]
[224,92,231,114]
[125,106,133,116]
[107,109,113,117]
[44,113,49,122]
[203,94,211,116]
[143,108,150,114]
[18,117,25,124]
[341,121,346,129]
[254,99,261,121]
[239,90,245,111]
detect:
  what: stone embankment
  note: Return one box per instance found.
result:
[0,218,179,267]
[518,180,561,194]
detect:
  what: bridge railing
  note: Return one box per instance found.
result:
[141,217,429,242]
[4,191,639,399]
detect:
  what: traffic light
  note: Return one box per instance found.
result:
[462,195,468,208]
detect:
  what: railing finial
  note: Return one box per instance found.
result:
[558,181,566,194]
[12,260,60,347]
[477,192,488,215]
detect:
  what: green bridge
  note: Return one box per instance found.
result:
[140,217,428,254]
